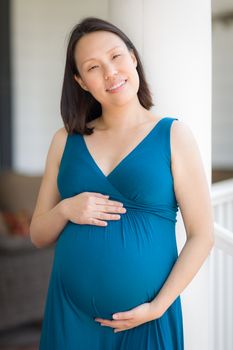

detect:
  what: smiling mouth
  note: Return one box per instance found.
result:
[106,79,127,92]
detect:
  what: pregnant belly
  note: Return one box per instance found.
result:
[54,211,178,320]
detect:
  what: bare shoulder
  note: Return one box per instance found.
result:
[170,119,200,157]
[50,127,68,168]
[170,119,207,195]
[53,126,68,142]
[171,118,195,138]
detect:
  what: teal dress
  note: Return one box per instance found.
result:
[39,116,184,349]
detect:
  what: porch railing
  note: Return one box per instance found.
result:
[209,178,233,350]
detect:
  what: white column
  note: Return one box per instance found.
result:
[109,1,212,349]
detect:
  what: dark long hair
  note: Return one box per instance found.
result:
[60,16,154,135]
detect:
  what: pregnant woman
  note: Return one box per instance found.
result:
[30,16,214,349]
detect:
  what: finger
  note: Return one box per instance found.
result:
[112,311,134,320]
[95,197,124,207]
[95,318,123,327]
[95,312,134,323]
[88,217,108,226]
[97,205,126,214]
[93,202,126,216]
[93,211,121,221]
[98,320,133,328]
[100,322,128,328]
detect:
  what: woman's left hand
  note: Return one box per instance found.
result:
[94,302,162,333]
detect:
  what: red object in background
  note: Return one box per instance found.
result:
[2,209,32,236]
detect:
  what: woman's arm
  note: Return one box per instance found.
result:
[29,127,69,248]
[150,120,215,316]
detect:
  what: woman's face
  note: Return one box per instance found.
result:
[73,30,139,107]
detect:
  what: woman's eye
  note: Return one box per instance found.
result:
[113,54,121,59]
[88,65,98,71]
[87,55,121,71]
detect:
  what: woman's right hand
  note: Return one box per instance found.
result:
[61,192,127,226]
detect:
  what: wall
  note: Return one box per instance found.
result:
[11,0,108,173]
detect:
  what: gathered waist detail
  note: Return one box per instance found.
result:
[122,202,178,223]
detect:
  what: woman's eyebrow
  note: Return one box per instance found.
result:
[82,45,122,66]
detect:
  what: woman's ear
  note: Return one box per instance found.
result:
[74,74,89,91]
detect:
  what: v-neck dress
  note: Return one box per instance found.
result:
[39,116,184,349]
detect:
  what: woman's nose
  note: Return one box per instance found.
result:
[104,65,118,80]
